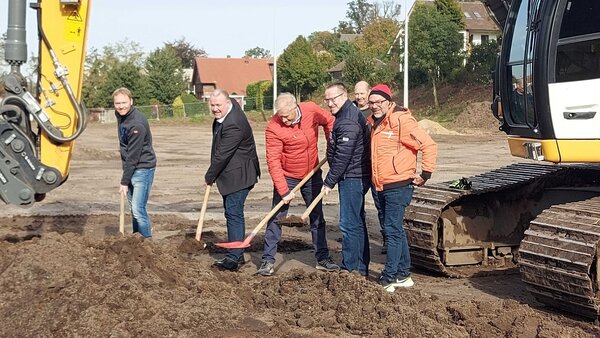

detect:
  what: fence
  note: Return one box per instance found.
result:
[97,102,210,122]
[96,98,275,123]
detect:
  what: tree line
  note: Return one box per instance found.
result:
[2,0,499,112]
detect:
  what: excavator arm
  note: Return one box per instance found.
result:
[1,0,90,207]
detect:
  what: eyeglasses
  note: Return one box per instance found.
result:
[324,92,344,103]
[368,99,388,107]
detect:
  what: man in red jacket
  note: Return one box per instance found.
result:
[256,93,339,276]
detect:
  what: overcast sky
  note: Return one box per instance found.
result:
[2,0,414,59]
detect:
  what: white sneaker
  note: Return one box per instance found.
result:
[395,276,414,288]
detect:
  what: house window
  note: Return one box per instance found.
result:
[481,35,489,44]
[464,11,471,19]
[474,11,483,20]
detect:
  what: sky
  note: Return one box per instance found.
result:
[1,0,413,60]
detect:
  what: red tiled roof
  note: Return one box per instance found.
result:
[192,58,273,96]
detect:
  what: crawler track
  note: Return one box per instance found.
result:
[404,162,600,317]
[520,198,600,319]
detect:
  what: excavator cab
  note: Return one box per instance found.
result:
[490,0,600,163]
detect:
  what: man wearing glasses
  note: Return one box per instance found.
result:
[368,83,437,292]
[257,93,339,276]
[323,83,372,277]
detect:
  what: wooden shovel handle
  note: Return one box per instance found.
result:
[301,190,325,222]
[195,184,212,241]
[246,157,327,239]
[119,192,125,235]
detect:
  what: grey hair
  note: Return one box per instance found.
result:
[275,92,297,113]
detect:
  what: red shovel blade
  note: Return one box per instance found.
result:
[215,240,250,249]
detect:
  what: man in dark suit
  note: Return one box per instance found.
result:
[205,89,260,271]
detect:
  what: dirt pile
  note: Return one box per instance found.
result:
[418,119,461,135]
[452,101,502,134]
[1,230,597,337]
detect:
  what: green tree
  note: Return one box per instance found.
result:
[145,46,187,105]
[465,40,500,83]
[164,37,207,68]
[277,36,327,100]
[342,50,395,87]
[308,31,340,52]
[331,40,356,62]
[354,18,400,58]
[82,40,146,108]
[435,0,465,29]
[338,0,374,33]
[103,61,150,107]
[409,3,463,108]
[337,0,402,33]
[244,47,271,58]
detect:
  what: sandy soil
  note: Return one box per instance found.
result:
[1,121,599,337]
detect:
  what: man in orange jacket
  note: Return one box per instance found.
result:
[256,93,340,276]
[368,84,438,292]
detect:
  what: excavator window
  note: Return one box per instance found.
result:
[555,1,600,83]
[506,0,538,127]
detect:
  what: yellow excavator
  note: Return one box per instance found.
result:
[404,0,600,318]
[1,0,90,207]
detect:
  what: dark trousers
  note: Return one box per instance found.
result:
[338,177,371,275]
[262,170,330,263]
[378,185,414,280]
[222,187,251,261]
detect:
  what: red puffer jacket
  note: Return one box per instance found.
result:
[266,102,334,196]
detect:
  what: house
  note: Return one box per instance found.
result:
[191,57,274,100]
[407,1,501,53]
[460,1,501,48]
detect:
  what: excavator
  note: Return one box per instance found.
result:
[404,0,600,318]
[1,0,90,207]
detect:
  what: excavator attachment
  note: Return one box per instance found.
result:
[1,0,90,207]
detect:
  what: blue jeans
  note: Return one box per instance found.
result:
[223,187,251,261]
[127,167,155,238]
[378,185,414,280]
[262,170,329,263]
[338,177,371,275]
[370,183,384,237]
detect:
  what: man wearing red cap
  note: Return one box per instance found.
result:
[368,83,438,292]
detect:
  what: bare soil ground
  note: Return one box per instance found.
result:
[1,115,599,337]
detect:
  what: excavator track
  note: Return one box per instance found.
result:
[520,198,600,319]
[404,162,600,318]
[404,162,600,276]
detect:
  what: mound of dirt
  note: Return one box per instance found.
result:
[1,231,598,337]
[452,101,502,134]
[418,119,461,135]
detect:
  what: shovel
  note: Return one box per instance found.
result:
[119,192,125,235]
[278,190,326,227]
[215,157,327,249]
[195,185,212,245]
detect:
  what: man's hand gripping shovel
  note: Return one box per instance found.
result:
[215,158,327,249]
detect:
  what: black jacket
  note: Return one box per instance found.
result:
[324,99,371,188]
[205,99,260,196]
[116,107,157,185]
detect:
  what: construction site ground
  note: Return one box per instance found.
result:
[1,117,599,337]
